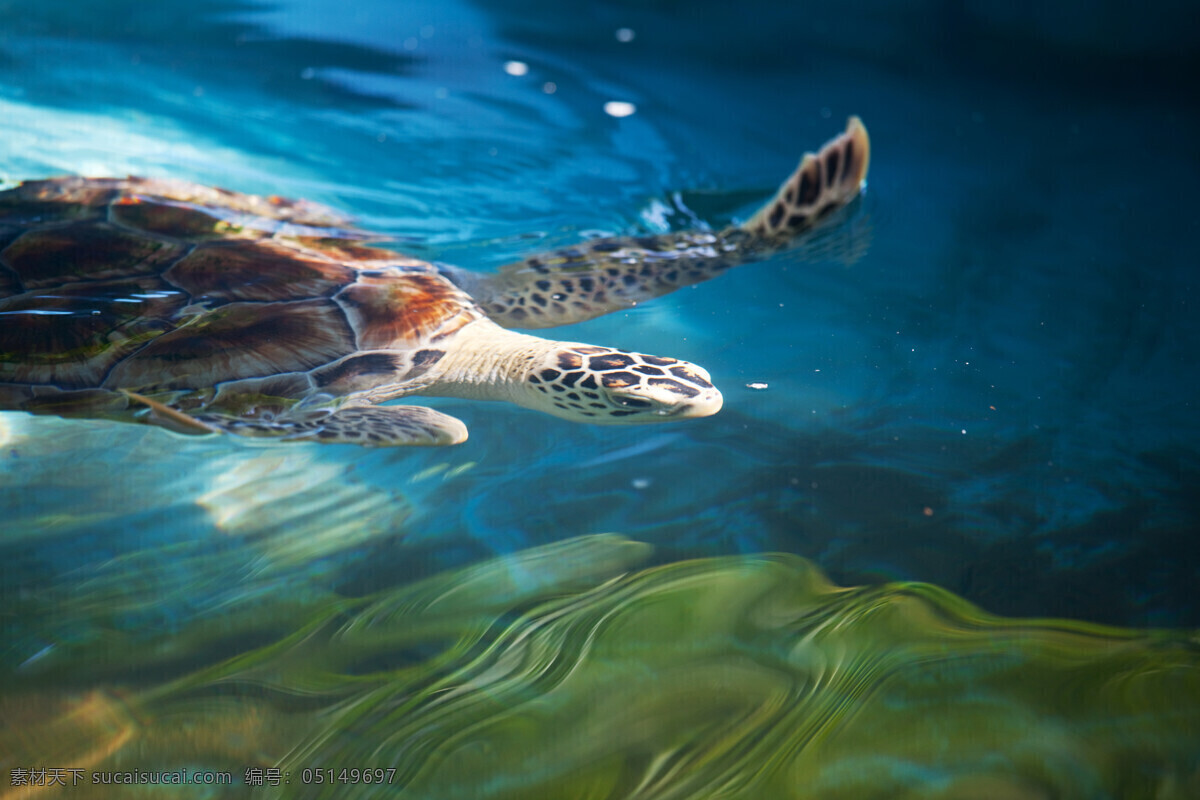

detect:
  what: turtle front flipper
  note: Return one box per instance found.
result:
[201,405,468,446]
[443,116,869,330]
[740,115,870,239]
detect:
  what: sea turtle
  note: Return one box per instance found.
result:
[0,117,869,446]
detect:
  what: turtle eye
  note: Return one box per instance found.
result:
[615,397,652,409]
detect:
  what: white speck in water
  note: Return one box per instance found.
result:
[487,147,498,157]
[504,60,529,76]
[820,106,832,118]
[604,101,636,118]
[632,477,651,490]
[961,429,967,434]
[403,37,419,51]
[420,25,435,39]
[300,67,315,80]
[615,27,636,43]
[746,382,769,390]
[434,87,448,99]
[542,82,557,94]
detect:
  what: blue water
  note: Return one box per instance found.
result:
[1,1,1199,790]
[3,0,1199,615]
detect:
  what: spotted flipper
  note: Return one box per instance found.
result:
[443,116,869,329]
[740,116,869,238]
[200,404,468,446]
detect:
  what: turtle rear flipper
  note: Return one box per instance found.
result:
[200,404,468,447]
[445,116,869,330]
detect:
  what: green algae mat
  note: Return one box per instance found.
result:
[3,535,1198,799]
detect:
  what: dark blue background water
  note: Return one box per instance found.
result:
[2,0,1198,664]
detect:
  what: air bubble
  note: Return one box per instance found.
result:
[603,101,636,118]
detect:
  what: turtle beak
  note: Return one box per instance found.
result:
[662,385,723,419]
[658,362,722,419]
[681,387,723,418]
[609,379,723,421]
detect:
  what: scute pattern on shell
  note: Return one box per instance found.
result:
[4,222,188,289]
[164,240,358,303]
[101,299,357,391]
[335,270,482,351]
[0,177,478,401]
[0,277,184,389]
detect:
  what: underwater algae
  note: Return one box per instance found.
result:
[2,534,1197,799]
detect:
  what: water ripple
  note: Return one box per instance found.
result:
[4,536,1196,798]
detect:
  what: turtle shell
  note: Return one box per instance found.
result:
[0,177,481,413]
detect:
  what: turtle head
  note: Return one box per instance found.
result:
[521,344,723,424]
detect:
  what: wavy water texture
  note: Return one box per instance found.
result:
[3,0,1200,629]
[3,535,1197,799]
